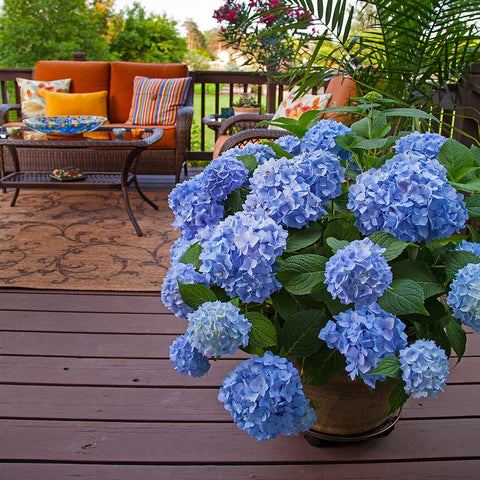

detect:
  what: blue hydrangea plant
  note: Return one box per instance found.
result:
[163,93,480,442]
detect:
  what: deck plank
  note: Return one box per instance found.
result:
[0,291,168,314]
[1,418,479,463]
[0,355,477,386]
[2,461,480,480]
[0,383,477,421]
[0,310,186,334]
[0,332,248,359]
[0,356,243,387]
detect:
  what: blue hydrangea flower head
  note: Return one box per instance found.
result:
[301,119,353,160]
[447,262,480,333]
[319,303,408,387]
[399,339,449,398]
[454,240,480,258]
[202,155,249,200]
[218,352,317,441]
[169,334,210,377]
[161,262,210,318]
[223,142,277,165]
[186,301,251,356]
[168,174,225,241]
[199,210,288,303]
[395,131,447,159]
[244,156,326,229]
[295,150,345,204]
[274,135,302,156]
[324,238,392,306]
[347,153,468,242]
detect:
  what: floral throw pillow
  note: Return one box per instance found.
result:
[16,78,71,119]
[270,89,332,124]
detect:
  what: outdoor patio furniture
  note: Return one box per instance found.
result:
[0,60,194,182]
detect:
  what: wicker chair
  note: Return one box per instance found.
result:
[218,128,290,156]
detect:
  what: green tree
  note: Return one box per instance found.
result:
[0,0,113,67]
[184,19,207,51]
[109,2,187,63]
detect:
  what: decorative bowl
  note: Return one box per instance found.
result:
[24,115,107,135]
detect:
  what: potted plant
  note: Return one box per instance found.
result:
[162,93,480,444]
[232,93,261,114]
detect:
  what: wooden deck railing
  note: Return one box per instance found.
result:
[1,62,479,161]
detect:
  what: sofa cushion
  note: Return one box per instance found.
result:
[34,61,110,93]
[44,90,109,118]
[126,76,192,126]
[324,76,356,121]
[109,61,189,123]
[16,78,71,119]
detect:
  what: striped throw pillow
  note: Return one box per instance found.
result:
[126,76,192,126]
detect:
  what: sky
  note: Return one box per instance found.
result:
[114,0,224,33]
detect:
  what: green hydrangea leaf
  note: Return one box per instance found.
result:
[281,309,326,357]
[387,381,409,415]
[369,355,402,377]
[437,138,476,183]
[450,179,480,193]
[177,282,217,309]
[301,346,346,385]
[225,187,249,214]
[323,218,360,242]
[326,237,349,253]
[285,222,323,252]
[179,242,202,269]
[391,260,445,299]
[445,250,480,281]
[237,153,258,173]
[465,194,480,218]
[377,278,427,315]
[276,254,327,295]
[445,315,467,361]
[245,312,277,349]
[368,231,408,261]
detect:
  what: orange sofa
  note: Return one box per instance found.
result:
[0,60,194,181]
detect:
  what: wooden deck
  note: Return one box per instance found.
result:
[0,288,479,479]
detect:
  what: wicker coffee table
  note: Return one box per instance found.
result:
[0,126,164,236]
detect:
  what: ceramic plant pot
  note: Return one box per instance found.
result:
[303,374,401,445]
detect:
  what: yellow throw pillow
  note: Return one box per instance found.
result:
[44,90,108,118]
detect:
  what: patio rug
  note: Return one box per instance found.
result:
[0,188,178,291]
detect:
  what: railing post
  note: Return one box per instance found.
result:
[73,52,86,61]
[266,83,277,113]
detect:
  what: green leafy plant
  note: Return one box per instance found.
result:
[281,0,480,110]
[233,93,259,108]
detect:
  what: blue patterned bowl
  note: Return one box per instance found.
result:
[24,115,107,135]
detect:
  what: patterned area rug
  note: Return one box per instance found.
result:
[0,188,178,291]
